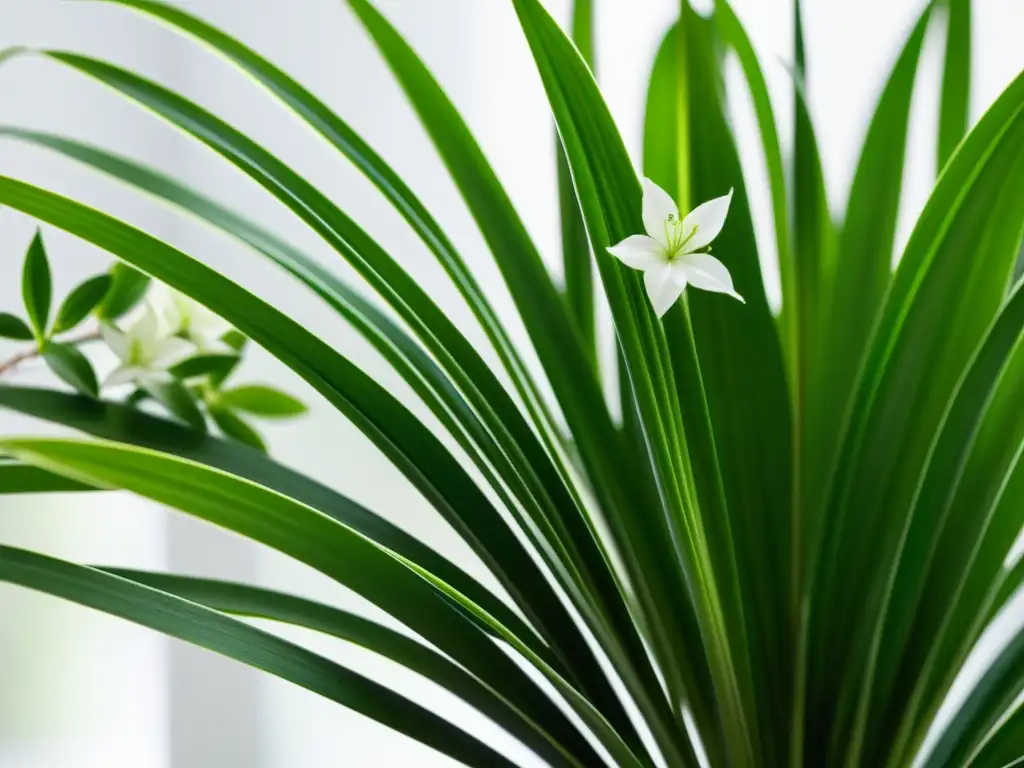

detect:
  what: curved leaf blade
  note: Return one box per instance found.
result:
[22,230,51,340]
[41,341,98,398]
[0,384,536,648]
[0,544,518,768]
[0,436,606,766]
[99,570,583,768]
[53,274,112,334]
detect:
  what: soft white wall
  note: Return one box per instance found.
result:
[0,1,1021,767]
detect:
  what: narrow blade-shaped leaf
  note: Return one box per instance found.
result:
[0,544,518,768]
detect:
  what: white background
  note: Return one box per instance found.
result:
[0,0,1022,766]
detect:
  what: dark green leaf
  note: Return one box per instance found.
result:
[41,341,97,398]
[0,312,33,341]
[96,262,149,320]
[0,385,538,654]
[0,456,96,493]
[22,230,51,339]
[938,0,972,170]
[141,377,205,431]
[821,5,933,488]
[510,0,755,763]
[804,66,1024,761]
[918,588,1024,768]
[847,281,1024,765]
[0,544,518,768]
[16,47,643,746]
[53,274,112,333]
[219,384,305,418]
[209,406,265,452]
[558,0,595,363]
[167,353,239,381]
[647,10,795,762]
[0,437,606,766]
[100,570,579,768]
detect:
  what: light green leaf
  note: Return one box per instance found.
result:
[219,384,306,418]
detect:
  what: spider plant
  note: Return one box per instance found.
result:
[0,0,1022,765]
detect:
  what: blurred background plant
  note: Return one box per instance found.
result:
[0,231,305,452]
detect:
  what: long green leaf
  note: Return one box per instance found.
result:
[95,0,563,468]
[919,597,1024,768]
[0,544,517,768]
[938,0,972,170]
[0,179,610,763]
[0,455,95,493]
[0,384,536,649]
[803,66,1024,760]
[713,0,793,372]
[18,48,633,722]
[847,281,1024,765]
[663,8,795,763]
[98,570,583,768]
[0,126,643,742]
[558,0,596,363]
[511,0,769,764]
[343,0,683,753]
[964,701,1024,767]
[0,437,607,765]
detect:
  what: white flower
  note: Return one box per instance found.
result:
[151,285,231,351]
[608,178,743,317]
[100,303,192,387]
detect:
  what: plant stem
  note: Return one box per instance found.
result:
[0,328,101,376]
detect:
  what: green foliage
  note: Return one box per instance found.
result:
[0,312,33,341]
[96,262,148,320]
[41,342,98,398]
[53,274,112,333]
[140,378,205,431]
[21,230,51,340]
[218,384,306,418]
[167,353,239,381]
[0,1,1021,766]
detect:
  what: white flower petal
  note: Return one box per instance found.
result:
[104,364,145,387]
[151,288,184,336]
[642,178,680,248]
[681,188,733,252]
[150,336,195,369]
[99,322,130,363]
[130,304,162,345]
[682,253,744,303]
[643,262,687,318]
[607,235,666,271]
